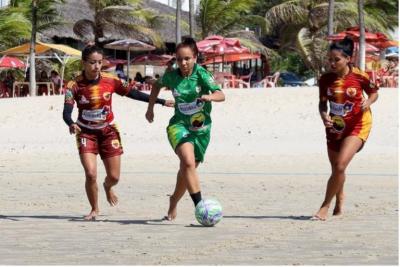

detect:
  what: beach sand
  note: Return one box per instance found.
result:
[0,87,397,265]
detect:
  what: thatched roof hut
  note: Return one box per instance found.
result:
[41,0,191,47]
[226,30,276,57]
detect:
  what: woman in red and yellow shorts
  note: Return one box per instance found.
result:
[313,37,379,221]
[63,45,173,220]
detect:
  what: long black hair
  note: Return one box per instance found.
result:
[329,37,354,57]
[82,45,104,61]
[176,37,199,57]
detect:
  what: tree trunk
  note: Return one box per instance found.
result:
[29,0,37,96]
[189,0,194,38]
[327,0,335,36]
[176,0,182,44]
[358,0,366,71]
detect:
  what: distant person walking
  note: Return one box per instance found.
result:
[145,37,225,221]
[313,37,379,221]
[62,45,174,220]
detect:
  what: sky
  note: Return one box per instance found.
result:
[154,0,200,12]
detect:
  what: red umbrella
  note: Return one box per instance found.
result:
[197,35,250,55]
[202,53,260,65]
[131,54,173,66]
[0,56,25,68]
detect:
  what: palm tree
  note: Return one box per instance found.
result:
[198,0,265,39]
[358,0,365,71]
[73,0,163,47]
[0,8,31,51]
[327,0,335,36]
[264,0,398,76]
[2,0,64,96]
[176,0,181,43]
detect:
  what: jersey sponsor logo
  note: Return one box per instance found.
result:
[111,139,120,149]
[189,112,205,131]
[331,115,346,133]
[79,95,90,104]
[103,92,111,101]
[329,101,354,116]
[177,99,204,115]
[346,87,357,97]
[172,89,181,97]
[82,106,110,122]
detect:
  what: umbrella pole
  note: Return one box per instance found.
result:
[127,48,130,82]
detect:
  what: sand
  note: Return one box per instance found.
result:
[0,87,397,265]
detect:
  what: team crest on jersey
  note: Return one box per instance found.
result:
[369,82,376,89]
[195,86,201,93]
[103,92,111,101]
[79,95,90,104]
[172,89,181,97]
[111,139,120,149]
[190,112,205,130]
[331,115,346,133]
[346,87,357,97]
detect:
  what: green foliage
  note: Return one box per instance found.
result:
[198,0,264,38]
[270,51,314,78]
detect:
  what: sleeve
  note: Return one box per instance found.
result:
[318,74,328,101]
[362,73,379,95]
[64,81,76,105]
[198,68,221,93]
[114,78,130,96]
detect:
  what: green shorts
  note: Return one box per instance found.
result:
[167,123,211,162]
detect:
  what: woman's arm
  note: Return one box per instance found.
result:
[362,92,378,111]
[145,82,162,123]
[319,98,333,128]
[200,90,225,102]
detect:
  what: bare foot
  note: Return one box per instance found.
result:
[84,210,98,221]
[311,206,329,221]
[333,198,344,216]
[103,182,118,206]
[164,195,178,221]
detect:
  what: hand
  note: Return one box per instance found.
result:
[146,108,154,123]
[164,99,175,107]
[200,95,212,102]
[69,123,81,134]
[321,113,333,128]
[361,98,371,111]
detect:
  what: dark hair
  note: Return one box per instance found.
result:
[116,63,124,70]
[330,37,354,57]
[176,37,199,57]
[82,45,104,61]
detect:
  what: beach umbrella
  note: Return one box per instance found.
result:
[202,52,260,65]
[131,54,173,66]
[197,35,250,72]
[0,56,25,68]
[104,39,156,80]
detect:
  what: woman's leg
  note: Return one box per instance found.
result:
[79,153,99,220]
[102,156,121,206]
[165,142,200,220]
[313,136,363,220]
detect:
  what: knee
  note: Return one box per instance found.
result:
[332,161,347,174]
[180,158,196,171]
[85,171,97,183]
[107,174,120,184]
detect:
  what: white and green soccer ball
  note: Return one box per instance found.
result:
[195,199,223,226]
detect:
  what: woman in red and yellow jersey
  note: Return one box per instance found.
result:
[313,37,379,221]
[63,45,173,220]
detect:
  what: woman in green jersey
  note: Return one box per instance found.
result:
[146,38,225,221]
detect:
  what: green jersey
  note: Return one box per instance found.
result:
[159,64,221,132]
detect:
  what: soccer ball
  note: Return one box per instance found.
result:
[195,199,223,226]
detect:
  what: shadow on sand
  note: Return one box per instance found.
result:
[0,214,178,225]
[223,215,312,221]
